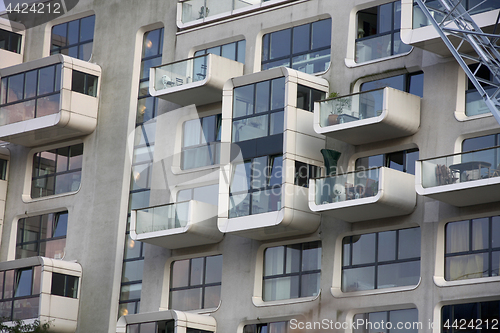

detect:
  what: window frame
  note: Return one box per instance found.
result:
[194,39,246,64]
[0,28,22,54]
[50,15,96,61]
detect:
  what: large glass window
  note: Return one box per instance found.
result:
[243,321,288,333]
[462,134,500,174]
[353,308,419,333]
[355,148,419,175]
[0,64,62,126]
[360,72,424,98]
[16,211,68,259]
[31,143,83,198]
[342,227,421,292]
[263,241,321,301]
[182,114,221,170]
[229,155,282,218]
[232,77,285,143]
[355,1,412,63]
[169,255,222,311]
[465,63,499,117]
[442,300,500,333]
[0,266,41,321]
[51,273,79,298]
[262,19,331,74]
[194,40,246,64]
[445,216,500,281]
[51,15,95,61]
[177,184,219,207]
[0,29,22,54]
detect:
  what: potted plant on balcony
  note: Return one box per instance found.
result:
[327,92,352,125]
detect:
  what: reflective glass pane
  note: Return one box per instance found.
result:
[377,261,420,288]
[170,288,202,311]
[446,221,469,253]
[285,244,301,274]
[233,115,268,142]
[203,285,221,308]
[271,77,285,110]
[122,260,144,282]
[190,257,204,286]
[292,24,309,54]
[378,231,396,262]
[255,81,270,113]
[263,275,299,301]
[352,233,376,265]
[269,29,291,60]
[234,84,254,118]
[221,43,236,61]
[342,266,375,292]
[171,260,189,288]
[398,228,421,259]
[205,255,223,284]
[472,218,489,251]
[264,246,284,276]
[300,272,320,297]
[311,19,331,49]
[80,16,95,42]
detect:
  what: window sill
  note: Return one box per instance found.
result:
[330,279,421,298]
[454,109,493,122]
[434,275,500,287]
[22,187,81,203]
[252,289,321,307]
[171,163,221,175]
[345,48,413,68]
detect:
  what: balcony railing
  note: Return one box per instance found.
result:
[314,87,421,145]
[131,200,222,249]
[150,54,243,106]
[417,146,500,206]
[309,167,416,222]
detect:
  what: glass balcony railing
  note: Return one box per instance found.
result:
[420,146,500,188]
[319,89,384,127]
[134,202,190,234]
[412,1,500,29]
[180,0,272,24]
[154,54,208,91]
[314,168,380,205]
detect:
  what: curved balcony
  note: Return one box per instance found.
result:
[0,257,82,332]
[116,310,216,333]
[150,53,243,106]
[0,54,101,147]
[416,146,500,206]
[130,200,223,249]
[308,167,416,222]
[314,87,420,145]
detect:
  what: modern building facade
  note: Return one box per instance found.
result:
[0,0,499,332]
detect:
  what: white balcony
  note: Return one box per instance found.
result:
[314,87,421,145]
[0,257,82,332]
[401,0,500,56]
[308,167,416,222]
[150,54,243,106]
[0,18,24,69]
[416,146,500,206]
[130,200,223,249]
[0,54,101,147]
[116,310,216,333]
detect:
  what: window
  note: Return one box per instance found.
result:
[16,211,68,259]
[294,161,321,188]
[462,134,500,175]
[182,114,221,170]
[360,72,424,98]
[0,29,22,54]
[0,266,41,321]
[342,227,421,292]
[353,308,419,333]
[229,155,282,218]
[169,255,222,311]
[0,64,62,126]
[355,148,419,175]
[296,85,325,112]
[232,77,285,143]
[244,321,288,333]
[72,70,98,97]
[51,15,95,61]
[262,19,331,74]
[194,40,246,64]
[127,321,212,333]
[263,241,321,301]
[51,273,79,298]
[356,1,412,63]
[31,143,83,198]
[177,183,219,207]
[442,300,500,333]
[445,216,500,281]
[0,159,7,180]
[465,63,499,116]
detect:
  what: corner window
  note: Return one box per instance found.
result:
[0,159,7,180]
[465,63,499,117]
[296,85,325,112]
[244,321,288,333]
[0,29,22,54]
[194,40,246,64]
[72,70,98,97]
[360,72,424,98]
[51,273,79,298]
[229,155,282,218]
[355,148,419,175]
[263,241,321,301]
[353,308,419,333]
[232,77,285,143]
[51,15,95,61]
[442,300,500,333]
[182,114,221,170]
[0,64,62,126]
[294,161,321,188]
[169,255,222,311]
[31,143,83,198]
[445,216,500,281]
[262,19,331,74]
[342,228,421,292]
[356,1,412,63]
[0,266,41,321]
[16,211,68,259]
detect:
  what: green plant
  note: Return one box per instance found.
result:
[0,319,51,333]
[328,92,351,115]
